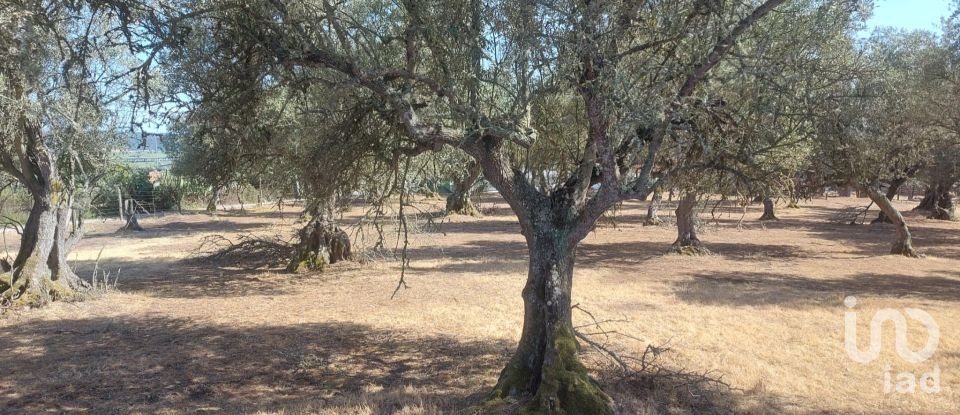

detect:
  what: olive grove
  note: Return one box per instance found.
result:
[117,0,871,411]
[6,0,958,413]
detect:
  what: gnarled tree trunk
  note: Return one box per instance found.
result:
[914,183,955,221]
[673,193,709,255]
[490,222,611,414]
[644,188,664,226]
[0,125,87,306]
[759,196,778,221]
[445,162,482,216]
[915,187,936,211]
[287,199,351,273]
[865,186,921,258]
[930,188,955,221]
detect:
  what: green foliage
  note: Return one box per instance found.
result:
[811,27,956,190]
[90,165,210,215]
[0,182,30,224]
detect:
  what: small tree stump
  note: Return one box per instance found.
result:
[287,218,351,273]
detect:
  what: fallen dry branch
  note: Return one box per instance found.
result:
[194,232,293,269]
[572,304,737,413]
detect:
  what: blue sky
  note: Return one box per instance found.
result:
[866,0,953,32]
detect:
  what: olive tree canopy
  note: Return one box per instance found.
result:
[125,0,864,411]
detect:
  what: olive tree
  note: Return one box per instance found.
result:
[912,7,960,221]
[133,0,861,411]
[658,2,856,252]
[813,29,941,257]
[0,1,126,305]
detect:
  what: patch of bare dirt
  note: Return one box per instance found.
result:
[1,196,958,414]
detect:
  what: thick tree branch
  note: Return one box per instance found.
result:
[678,0,787,98]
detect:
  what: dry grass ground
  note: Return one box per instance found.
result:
[0,196,957,414]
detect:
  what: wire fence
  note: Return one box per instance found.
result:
[120,152,174,171]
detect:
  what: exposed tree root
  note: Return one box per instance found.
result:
[643,216,664,226]
[671,241,712,256]
[891,241,923,258]
[489,324,613,415]
[1,272,80,308]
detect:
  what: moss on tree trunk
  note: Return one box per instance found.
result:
[1,196,85,306]
[1,125,88,307]
[488,230,612,414]
[287,217,351,273]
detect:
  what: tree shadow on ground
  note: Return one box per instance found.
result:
[673,271,960,308]
[0,317,508,414]
[772,212,960,260]
[410,238,841,277]
[83,219,274,241]
[697,241,843,260]
[600,366,799,415]
[405,239,527,263]
[434,219,523,236]
[403,239,672,277]
[0,316,807,415]
[70,257,305,298]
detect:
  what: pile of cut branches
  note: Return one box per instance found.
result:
[194,232,292,269]
[828,203,873,225]
[572,305,740,413]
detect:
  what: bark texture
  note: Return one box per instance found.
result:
[865,186,921,258]
[644,189,664,226]
[872,178,906,224]
[914,184,955,221]
[489,222,611,414]
[2,188,86,305]
[0,122,87,306]
[673,193,709,255]
[287,216,352,273]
